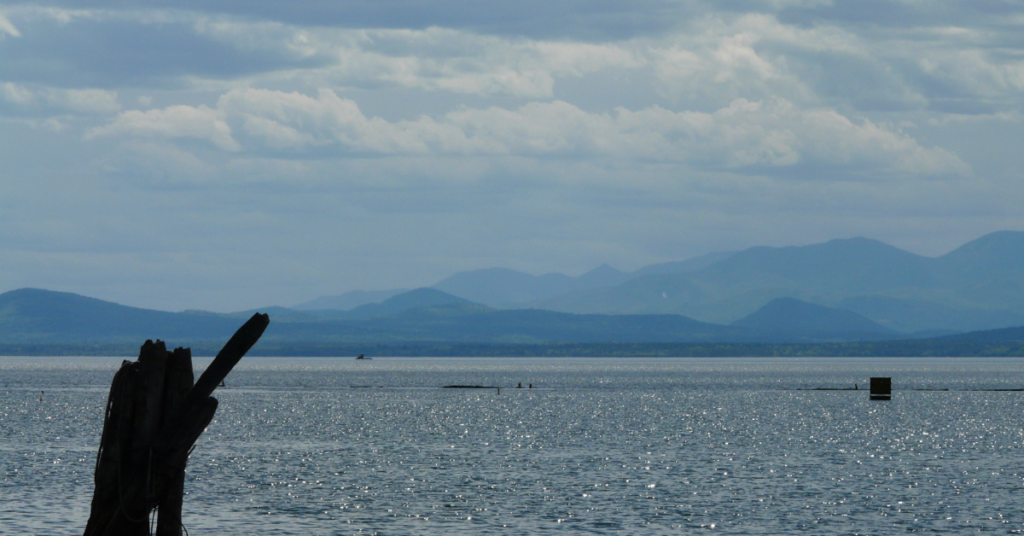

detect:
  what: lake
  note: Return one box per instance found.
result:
[2,357,1024,534]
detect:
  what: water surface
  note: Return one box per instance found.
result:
[2,357,1024,534]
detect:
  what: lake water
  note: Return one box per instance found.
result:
[3,356,1024,535]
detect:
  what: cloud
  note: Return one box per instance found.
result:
[190,12,1024,113]
[0,13,20,37]
[0,10,325,88]
[8,0,695,41]
[44,88,120,113]
[92,87,969,177]
[3,6,1022,116]
[86,105,241,151]
[2,0,1021,313]
[0,82,120,115]
[645,12,1024,114]
[193,24,645,99]
[1,82,34,104]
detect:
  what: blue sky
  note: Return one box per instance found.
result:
[1,1,1022,311]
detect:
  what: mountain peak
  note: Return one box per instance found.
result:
[381,287,472,308]
[584,263,621,274]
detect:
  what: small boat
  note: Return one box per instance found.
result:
[355,354,371,360]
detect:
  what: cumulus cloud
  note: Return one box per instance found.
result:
[87,105,241,151]
[644,13,1024,114]
[3,0,1023,312]
[4,6,1023,115]
[92,88,969,176]
[193,24,645,98]
[183,12,1024,113]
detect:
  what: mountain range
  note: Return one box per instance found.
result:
[0,284,1018,351]
[407,231,1024,333]
[3,231,1024,349]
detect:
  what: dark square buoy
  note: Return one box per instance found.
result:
[870,377,891,400]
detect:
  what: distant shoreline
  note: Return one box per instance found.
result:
[2,340,1022,358]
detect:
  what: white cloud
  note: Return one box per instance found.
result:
[4,2,1024,312]
[649,15,881,108]
[0,13,21,37]
[86,105,241,151]
[218,88,452,153]
[93,88,969,177]
[1,83,120,115]
[5,7,1021,115]
[1,82,34,104]
[195,24,645,98]
[44,88,120,114]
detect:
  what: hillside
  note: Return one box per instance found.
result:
[0,288,242,343]
[732,298,896,341]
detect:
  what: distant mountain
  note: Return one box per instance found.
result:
[533,231,1024,332]
[295,252,733,312]
[430,254,741,308]
[732,298,896,340]
[0,286,911,347]
[432,265,631,307]
[934,231,1024,307]
[0,288,241,343]
[293,289,407,311]
[12,229,1024,348]
[343,288,484,319]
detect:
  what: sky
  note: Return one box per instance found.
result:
[1,0,1023,312]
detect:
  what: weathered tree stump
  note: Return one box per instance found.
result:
[83,313,270,536]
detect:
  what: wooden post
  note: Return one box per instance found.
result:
[155,347,194,536]
[84,313,269,536]
[870,377,891,400]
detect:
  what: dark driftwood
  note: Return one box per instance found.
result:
[84,313,269,536]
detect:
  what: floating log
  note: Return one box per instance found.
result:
[83,313,269,536]
[443,385,500,394]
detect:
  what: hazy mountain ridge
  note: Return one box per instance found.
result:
[429,252,737,308]
[4,231,1024,343]
[530,231,1024,332]
[0,287,964,346]
[0,287,753,344]
[430,265,633,307]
